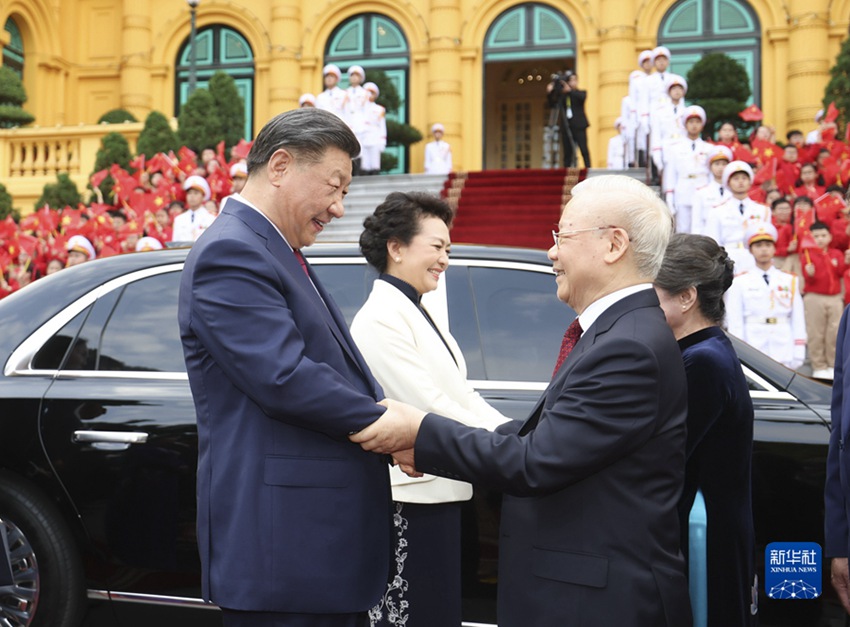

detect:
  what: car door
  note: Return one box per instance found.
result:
[31,265,218,625]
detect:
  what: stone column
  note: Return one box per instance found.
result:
[120,0,152,118]
[269,0,302,114]
[786,1,830,132]
[594,0,638,168]
[428,0,463,168]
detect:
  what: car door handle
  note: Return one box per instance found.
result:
[72,430,149,451]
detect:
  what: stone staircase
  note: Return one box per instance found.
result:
[317,173,449,242]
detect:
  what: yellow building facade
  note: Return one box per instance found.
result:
[1,0,849,207]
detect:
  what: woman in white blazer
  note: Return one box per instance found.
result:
[351,191,510,627]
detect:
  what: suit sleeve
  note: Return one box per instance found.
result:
[826,306,850,557]
[185,235,384,437]
[415,336,668,496]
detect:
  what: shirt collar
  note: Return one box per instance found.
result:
[379,273,420,305]
[228,193,292,250]
[577,284,654,335]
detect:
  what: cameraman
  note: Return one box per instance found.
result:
[546,70,591,168]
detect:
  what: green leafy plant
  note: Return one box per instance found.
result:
[0,66,34,128]
[136,110,180,157]
[177,88,224,154]
[89,132,133,202]
[686,53,751,137]
[208,71,245,150]
[35,173,81,210]
[97,109,138,124]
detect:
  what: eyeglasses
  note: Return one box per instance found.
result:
[552,226,620,247]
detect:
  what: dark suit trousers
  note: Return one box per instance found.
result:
[569,124,591,168]
[221,610,369,627]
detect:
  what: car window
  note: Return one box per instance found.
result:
[31,305,91,370]
[464,267,569,382]
[311,263,377,326]
[60,288,123,370]
[98,271,185,372]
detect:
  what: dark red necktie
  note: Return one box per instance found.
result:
[553,318,582,376]
[293,249,310,277]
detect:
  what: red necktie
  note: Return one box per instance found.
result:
[553,318,582,376]
[293,249,309,277]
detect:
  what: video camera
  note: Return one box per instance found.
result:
[550,70,574,91]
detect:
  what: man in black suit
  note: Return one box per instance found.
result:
[353,174,692,627]
[546,70,591,168]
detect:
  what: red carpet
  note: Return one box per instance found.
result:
[442,168,587,249]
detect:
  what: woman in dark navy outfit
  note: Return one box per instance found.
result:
[654,233,757,627]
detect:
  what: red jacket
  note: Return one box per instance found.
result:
[803,247,846,295]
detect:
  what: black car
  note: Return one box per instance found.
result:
[0,244,840,627]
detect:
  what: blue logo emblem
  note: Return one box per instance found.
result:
[765,542,821,599]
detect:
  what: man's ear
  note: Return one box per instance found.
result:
[268,149,294,186]
[603,227,630,263]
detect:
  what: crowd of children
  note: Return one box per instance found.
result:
[607,45,850,379]
[0,142,252,298]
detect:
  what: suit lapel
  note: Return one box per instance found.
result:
[516,289,659,435]
[224,201,375,387]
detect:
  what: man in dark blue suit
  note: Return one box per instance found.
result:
[179,108,396,627]
[826,304,850,614]
[353,175,692,626]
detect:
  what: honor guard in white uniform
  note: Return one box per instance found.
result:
[315,64,348,120]
[662,105,712,233]
[644,46,673,115]
[726,223,807,369]
[345,66,369,140]
[606,117,629,170]
[691,145,733,235]
[424,123,453,175]
[649,74,688,172]
[359,82,386,175]
[704,160,771,273]
[298,93,316,108]
[627,50,653,165]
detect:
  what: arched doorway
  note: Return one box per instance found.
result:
[659,0,761,103]
[325,13,410,173]
[3,17,24,76]
[175,25,255,140]
[483,3,575,169]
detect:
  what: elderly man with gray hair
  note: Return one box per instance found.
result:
[352,175,692,627]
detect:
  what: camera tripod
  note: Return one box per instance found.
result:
[543,103,577,169]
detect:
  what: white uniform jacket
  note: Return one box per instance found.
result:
[424,140,452,174]
[691,179,726,235]
[649,100,686,170]
[351,279,510,504]
[704,196,770,273]
[315,86,349,120]
[662,137,712,231]
[171,206,215,242]
[725,266,807,369]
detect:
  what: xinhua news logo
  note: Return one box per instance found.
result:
[765,542,822,600]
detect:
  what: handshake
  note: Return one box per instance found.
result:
[349,398,427,477]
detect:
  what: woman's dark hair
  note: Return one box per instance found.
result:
[359,191,454,272]
[654,233,735,325]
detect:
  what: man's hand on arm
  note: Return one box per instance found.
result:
[349,398,426,454]
[832,557,850,614]
[392,448,421,478]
